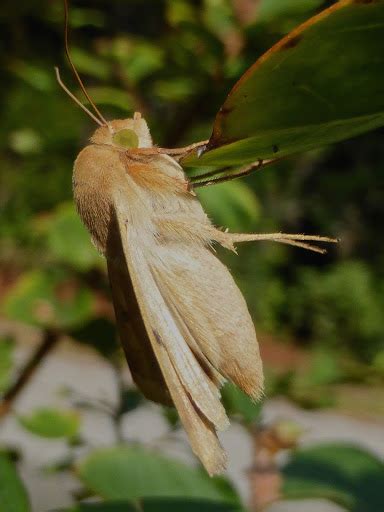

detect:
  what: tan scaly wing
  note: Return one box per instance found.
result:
[112,196,229,475]
[150,240,264,401]
[107,248,172,407]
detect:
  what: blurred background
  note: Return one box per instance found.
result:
[0,1,383,511]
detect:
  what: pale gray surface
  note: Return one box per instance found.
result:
[0,325,383,511]
[266,500,346,512]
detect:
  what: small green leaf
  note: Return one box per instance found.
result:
[221,383,262,426]
[183,0,384,168]
[18,408,81,439]
[283,443,384,512]
[46,203,102,272]
[2,268,94,329]
[77,446,240,504]
[0,453,30,512]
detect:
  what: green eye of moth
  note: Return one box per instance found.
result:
[112,129,139,149]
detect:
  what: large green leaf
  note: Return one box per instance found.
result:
[77,446,240,504]
[141,498,245,512]
[0,453,30,512]
[183,0,384,169]
[282,443,384,512]
[56,498,245,512]
[18,408,80,439]
[55,504,136,512]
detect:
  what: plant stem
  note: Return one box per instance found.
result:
[0,329,60,420]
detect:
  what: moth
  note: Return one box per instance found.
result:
[58,1,336,475]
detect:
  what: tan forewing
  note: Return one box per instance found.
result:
[150,241,264,401]
[115,222,228,429]
[107,254,172,406]
[112,193,228,474]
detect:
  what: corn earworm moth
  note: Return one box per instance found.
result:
[58,0,337,475]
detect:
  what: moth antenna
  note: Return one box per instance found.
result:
[55,67,104,126]
[63,0,108,126]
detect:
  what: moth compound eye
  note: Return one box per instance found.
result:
[112,129,139,149]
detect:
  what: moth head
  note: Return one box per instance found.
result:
[56,3,153,153]
[90,112,153,149]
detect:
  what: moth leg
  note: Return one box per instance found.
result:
[155,215,338,254]
[225,232,339,254]
[190,159,277,188]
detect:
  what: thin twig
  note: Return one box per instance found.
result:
[0,329,60,420]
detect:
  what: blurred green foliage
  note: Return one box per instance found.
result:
[283,443,384,512]
[77,445,240,503]
[60,500,246,512]
[2,0,383,363]
[184,1,384,167]
[289,262,383,361]
[221,382,262,426]
[0,451,30,512]
[18,407,81,439]
[1,1,384,510]
[3,267,95,329]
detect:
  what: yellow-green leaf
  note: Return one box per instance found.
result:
[18,408,80,439]
[77,446,239,503]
